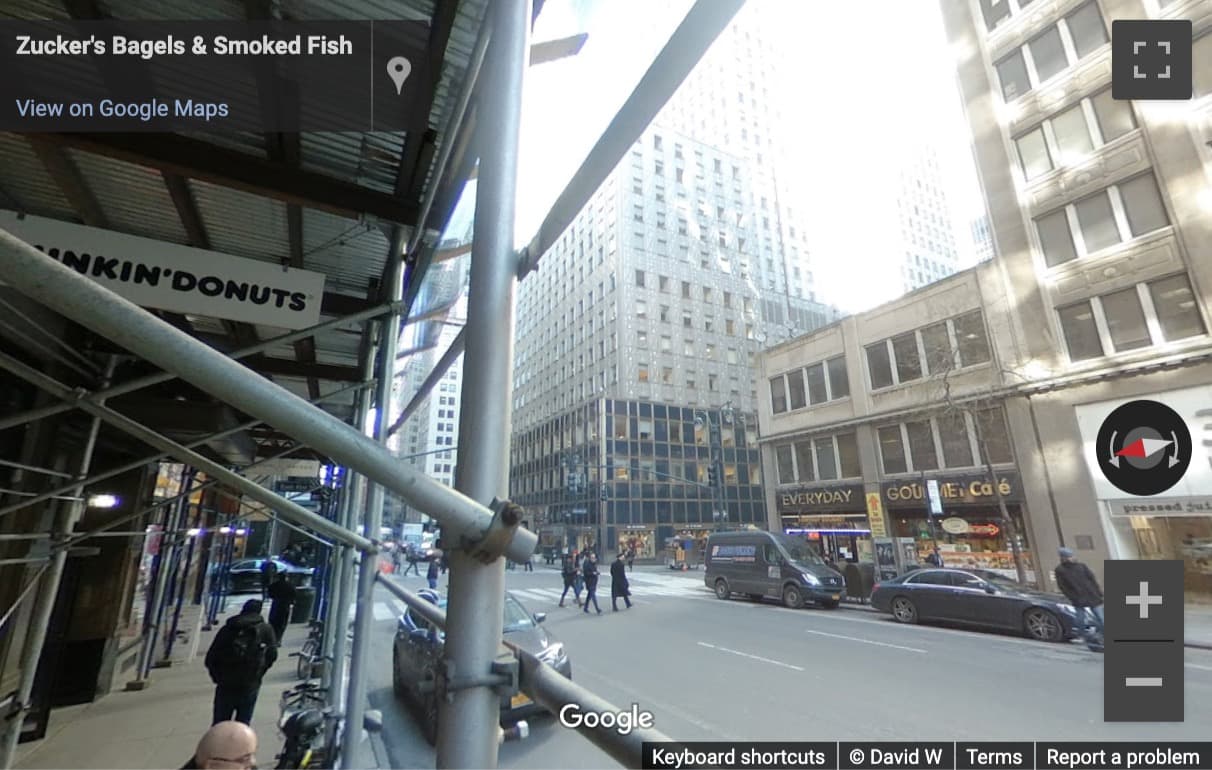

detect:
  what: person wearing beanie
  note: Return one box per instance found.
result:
[1054,547,1104,651]
[204,599,279,724]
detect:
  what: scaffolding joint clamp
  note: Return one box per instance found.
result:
[464,497,524,564]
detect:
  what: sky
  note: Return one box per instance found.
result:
[468,1,990,315]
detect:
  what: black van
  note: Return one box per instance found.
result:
[704,531,846,609]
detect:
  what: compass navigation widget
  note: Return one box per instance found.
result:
[1096,399,1192,496]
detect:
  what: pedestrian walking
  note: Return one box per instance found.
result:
[558,551,582,607]
[403,549,421,576]
[626,546,635,572]
[582,552,602,615]
[524,551,534,572]
[391,546,402,573]
[925,546,944,567]
[427,558,440,590]
[182,721,258,769]
[259,559,277,600]
[266,573,296,644]
[1054,547,1104,651]
[610,552,632,611]
[204,600,278,725]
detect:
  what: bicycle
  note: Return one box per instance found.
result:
[293,620,324,680]
[276,682,331,769]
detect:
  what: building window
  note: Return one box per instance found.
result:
[826,356,849,399]
[996,3,1107,100]
[1058,300,1104,361]
[1035,174,1169,267]
[635,299,647,319]
[892,332,922,383]
[953,311,992,366]
[1051,103,1095,166]
[1066,1,1108,59]
[770,376,787,414]
[681,281,691,299]
[635,269,645,287]
[906,420,939,471]
[682,311,693,328]
[660,305,670,323]
[996,49,1031,100]
[836,433,861,477]
[1150,274,1206,342]
[920,321,952,372]
[937,412,975,468]
[1029,26,1068,83]
[787,369,807,410]
[776,445,795,483]
[974,407,1014,465]
[661,366,674,384]
[1100,286,1152,352]
[1015,126,1052,180]
[638,364,650,383]
[866,342,894,389]
[793,440,815,482]
[660,335,672,352]
[878,425,908,475]
[805,362,828,405]
[637,330,649,347]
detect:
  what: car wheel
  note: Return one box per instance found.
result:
[1024,608,1063,642]
[819,599,840,609]
[890,596,918,624]
[782,585,804,609]
[714,579,731,600]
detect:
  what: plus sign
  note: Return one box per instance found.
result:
[1126,581,1164,619]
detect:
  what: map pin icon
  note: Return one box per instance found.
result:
[387,56,412,96]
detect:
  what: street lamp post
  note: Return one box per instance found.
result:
[694,402,739,528]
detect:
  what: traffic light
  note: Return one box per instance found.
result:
[599,486,608,501]
[708,464,718,487]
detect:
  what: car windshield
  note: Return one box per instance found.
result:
[503,596,535,632]
[775,536,825,566]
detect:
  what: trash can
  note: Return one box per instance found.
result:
[291,587,316,624]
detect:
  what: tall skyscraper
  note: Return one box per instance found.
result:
[970,213,995,264]
[509,6,839,558]
[894,143,963,292]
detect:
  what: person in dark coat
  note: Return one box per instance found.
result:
[259,559,277,600]
[924,546,944,567]
[427,558,440,590]
[1054,547,1104,650]
[582,552,602,615]
[266,573,296,643]
[204,600,278,725]
[558,552,582,608]
[610,552,632,611]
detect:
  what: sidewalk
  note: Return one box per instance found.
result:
[15,605,309,770]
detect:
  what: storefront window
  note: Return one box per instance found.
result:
[1112,516,1212,600]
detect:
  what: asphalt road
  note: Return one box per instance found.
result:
[364,565,1212,769]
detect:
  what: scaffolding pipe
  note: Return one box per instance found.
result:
[0,458,73,478]
[137,473,194,681]
[437,4,528,766]
[341,229,405,769]
[0,350,375,553]
[0,356,115,770]
[0,564,49,637]
[0,300,400,436]
[385,327,466,439]
[0,228,536,564]
[0,378,369,521]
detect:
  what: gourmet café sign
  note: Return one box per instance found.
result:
[880,472,1023,508]
[0,210,326,330]
[777,483,864,513]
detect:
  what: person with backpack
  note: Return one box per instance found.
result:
[204,599,278,725]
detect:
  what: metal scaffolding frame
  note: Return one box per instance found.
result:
[0,1,746,766]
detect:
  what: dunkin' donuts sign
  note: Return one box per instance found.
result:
[0,210,326,329]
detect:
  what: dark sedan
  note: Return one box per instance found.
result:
[392,592,572,745]
[221,558,314,594]
[870,568,1080,642]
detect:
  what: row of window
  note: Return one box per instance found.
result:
[769,356,849,414]
[638,365,731,393]
[637,334,745,363]
[1058,273,1206,362]
[878,408,1013,476]
[635,301,750,337]
[866,311,992,391]
[1035,173,1169,269]
[995,2,1107,101]
[774,432,863,485]
[1015,88,1135,181]
[635,271,750,307]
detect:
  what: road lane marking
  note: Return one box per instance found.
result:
[574,666,729,736]
[805,629,927,653]
[696,641,804,671]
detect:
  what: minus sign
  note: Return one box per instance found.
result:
[1125,677,1164,687]
[1110,639,1175,643]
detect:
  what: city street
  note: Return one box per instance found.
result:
[366,566,1212,769]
